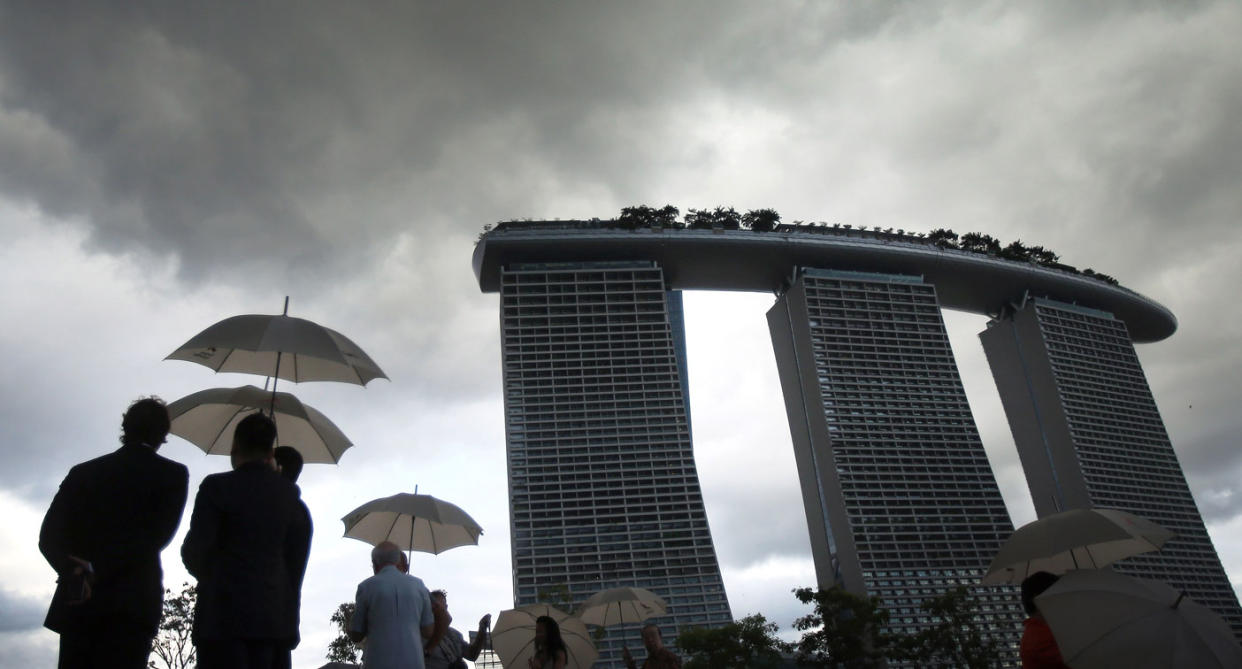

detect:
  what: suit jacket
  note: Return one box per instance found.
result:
[283,493,313,648]
[39,442,190,636]
[181,461,309,642]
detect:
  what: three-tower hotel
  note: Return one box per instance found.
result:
[472,218,1241,665]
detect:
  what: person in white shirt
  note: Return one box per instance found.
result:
[347,542,436,669]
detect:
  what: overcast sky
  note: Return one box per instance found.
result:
[2,2,1241,666]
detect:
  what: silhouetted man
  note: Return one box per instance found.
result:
[182,413,309,669]
[40,396,190,669]
[272,445,313,669]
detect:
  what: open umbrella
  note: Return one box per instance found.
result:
[983,508,1173,585]
[1036,568,1242,668]
[167,385,353,464]
[491,604,598,669]
[576,586,667,627]
[341,493,483,555]
[166,302,387,388]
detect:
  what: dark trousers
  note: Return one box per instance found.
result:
[58,629,152,669]
[196,638,278,669]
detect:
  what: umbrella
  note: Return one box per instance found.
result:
[1036,568,1242,668]
[341,493,483,555]
[982,508,1173,585]
[491,604,598,669]
[166,309,387,387]
[167,385,353,464]
[576,586,667,627]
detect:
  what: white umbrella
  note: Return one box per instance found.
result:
[167,308,387,387]
[576,586,667,627]
[341,493,483,555]
[492,604,598,669]
[167,385,353,464]
[1036,568,1242,669]
[983,508,1173,585]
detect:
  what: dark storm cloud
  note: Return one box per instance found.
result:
[0,1,989,285]
[0,1,725,280]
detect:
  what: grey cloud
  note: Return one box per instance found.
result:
[0,1,766,283]
[0,589,45,632]
[0,632,57,667]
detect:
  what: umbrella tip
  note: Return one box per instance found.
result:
[1171,592,1186,609]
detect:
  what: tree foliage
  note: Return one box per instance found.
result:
[685,206,741,230]
[485,206,1123,285]
[149,582,196,669]
[327,602,362,663]
[893,587,1002,669]
[743,208,782,232]
[792,587,895,668]
[619,204,681,229]
[677,613,790,668]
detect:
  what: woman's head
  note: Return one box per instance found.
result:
[534,615,565,653]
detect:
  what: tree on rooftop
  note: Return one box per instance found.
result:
[743,208,781,232]
[999,240,1030,262]
[677,613,790,668]
[619,205,680,229]
[1026,245,1059,265]
[685,206,741,230]
[959,232,1002,255]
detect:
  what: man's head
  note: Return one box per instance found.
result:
[1020,571,1061,616]
[274,445,304,483]
[371,541,404,573]
[120,397,171,449]
[231,412,277,469]
[641,623,664,652]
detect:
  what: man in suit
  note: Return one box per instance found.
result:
[182,412,310,669]
[40,396,190,669]
[348,541,437,669]
[272,445,313,669]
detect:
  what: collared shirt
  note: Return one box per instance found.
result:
[425,626,466,669]
[349,565,435,669]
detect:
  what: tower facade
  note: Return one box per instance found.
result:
[499,261,732,667]
[768,268,1022,643]
[981,297,1242,638]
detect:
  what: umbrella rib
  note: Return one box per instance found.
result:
[207,408,243,453]
[214,348,236,373]
[383,512,402,547]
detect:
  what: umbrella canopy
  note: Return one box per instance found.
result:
[167,313,387,385]
[492,604,598,669]
[341,493,482,555]
[576,586,667,627]
[983,508,1173,585]
[167,385,353,464]
[1036,568,1242,669]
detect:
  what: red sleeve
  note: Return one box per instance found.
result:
[1020,617,1069,669]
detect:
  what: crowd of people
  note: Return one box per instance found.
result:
[37,397,494,669]
[38,395,1079,669]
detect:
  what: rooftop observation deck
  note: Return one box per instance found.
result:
[472,221,1176,343]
